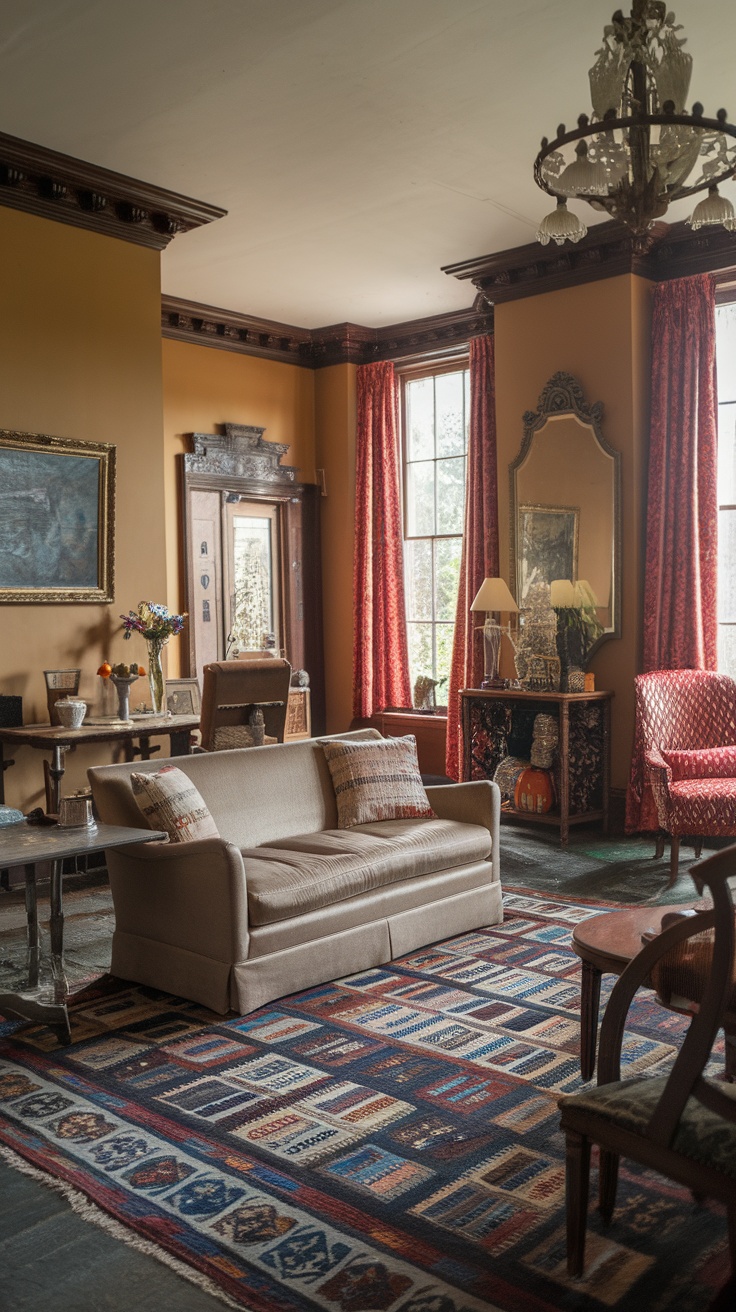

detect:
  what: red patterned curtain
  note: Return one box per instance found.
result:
[626,273,718,831]
[445,335,499,780]
[353,361,412,719]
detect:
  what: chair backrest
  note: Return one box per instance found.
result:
[634,670,736,754]
[200,658,292,750]
[598,844,736,1147]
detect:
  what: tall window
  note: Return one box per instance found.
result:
[401,363,469,699]
[717,301,736,675]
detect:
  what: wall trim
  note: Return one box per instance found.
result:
[161,297,494,368]
[0,131,226,250]
[444,218,736,306]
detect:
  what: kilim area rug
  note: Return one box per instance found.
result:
[0,892,730,1312]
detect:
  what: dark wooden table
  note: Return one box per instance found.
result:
[0,714,199,813]
[0,821,166,1043]
[460,687,613,844]
[572,903,698,1080]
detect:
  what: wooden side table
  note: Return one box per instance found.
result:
[0,821,166,1043]
[460,688,613,844]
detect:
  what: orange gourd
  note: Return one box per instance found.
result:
[514,767,555,814]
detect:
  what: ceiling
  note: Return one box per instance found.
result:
[0,0,732,327]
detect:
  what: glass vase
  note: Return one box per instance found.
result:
[147,641,165,714]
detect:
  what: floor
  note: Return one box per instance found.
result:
[0,821,720,1311]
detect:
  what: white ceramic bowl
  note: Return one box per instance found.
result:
[55,698,87,729]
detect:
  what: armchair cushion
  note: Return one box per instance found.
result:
[662,745,736,780]
[667,777,736,835]
[131,765,220,843]
[321,735,435,828]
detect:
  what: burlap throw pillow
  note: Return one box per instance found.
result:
[321,736,435,828]
[130,765,220,843]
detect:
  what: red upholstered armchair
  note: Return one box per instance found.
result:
[627,670,736,885]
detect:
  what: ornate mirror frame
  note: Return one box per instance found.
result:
[509,372,622,660]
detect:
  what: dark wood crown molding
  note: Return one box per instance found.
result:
[161,297,494,368]
[444,218,736,306]
[0,131,225,250]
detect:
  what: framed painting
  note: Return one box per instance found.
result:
[0,429,115,602]
[165,677,202,717]
[517,503,579,607]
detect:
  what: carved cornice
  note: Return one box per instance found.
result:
[0,131,226,250]
[185,424,298,483]
[444,218,736,305]
[161,297,494,367]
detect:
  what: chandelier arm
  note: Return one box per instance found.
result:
[535,113,736,201]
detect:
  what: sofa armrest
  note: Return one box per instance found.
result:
[105,837,249,964]
[644,748,672,829]
[425,780,500,884]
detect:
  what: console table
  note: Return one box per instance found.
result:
[460,688,613,844]
[0,714,199,814]
[0,821,166,1043]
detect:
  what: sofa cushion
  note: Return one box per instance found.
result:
[321,735,435,827]
[662,745,736,780]
[242,817,491,926]
[130,765,220,843]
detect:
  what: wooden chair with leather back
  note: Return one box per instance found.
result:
[200,658,292,751]
[560,844,736,1280]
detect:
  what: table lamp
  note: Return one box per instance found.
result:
[470,577,518,688]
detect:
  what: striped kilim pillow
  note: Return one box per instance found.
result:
[130,765,220,843]
[321,735,435,828]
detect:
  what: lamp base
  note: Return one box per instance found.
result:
[480,675,507,690]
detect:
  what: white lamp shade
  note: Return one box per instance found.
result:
[550,578,576,607]
[574,579,598,607]
[470,577,518,613]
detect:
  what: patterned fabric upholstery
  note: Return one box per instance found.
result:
[625,670,736,833]
[662,745,736,780]
[565,1076,736,1179]
[131,765,220,843]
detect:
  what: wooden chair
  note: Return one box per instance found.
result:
[560,844,736,1279]
[199,659,291,751]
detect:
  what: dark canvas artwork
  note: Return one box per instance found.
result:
[0,448,100,589]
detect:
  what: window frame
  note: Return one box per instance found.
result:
[396,352,470,699]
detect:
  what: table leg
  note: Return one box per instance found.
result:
[49,859,68,1002]
[559,702,570,845]
[169,730,190,756]
[580,958,602,1081]
[48,745,67,815]
[24,862,40,988]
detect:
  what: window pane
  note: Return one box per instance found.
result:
[406,460,435,536]
[407,622,434,686]
[464,370,470,449]
[717,303,736,404]
[404,539,433,621]
[718,403,736,505]
[435,537,462,621]
[435,371,465,456]
[718,624,736,680]
[719,508,736,622]
[437,457,466,534]
[406,377,434,461]
[435,623,455,688]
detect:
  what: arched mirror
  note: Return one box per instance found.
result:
[509,372,621,658]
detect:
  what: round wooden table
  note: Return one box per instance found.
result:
[571,903,697,1080]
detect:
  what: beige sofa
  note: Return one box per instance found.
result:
[88,729,502,1015]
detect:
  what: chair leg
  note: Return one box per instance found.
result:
[725,1027,736,1083]
[667,836,681,887]
[598,1150,619,1224]
[728,1203,736,1278]
[654,832,665,860]
[565,1129,591,1278]
[694,839,703,858]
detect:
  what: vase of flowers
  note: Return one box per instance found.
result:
[120,602,186,715]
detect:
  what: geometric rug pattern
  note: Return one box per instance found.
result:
[0,893,729,1311]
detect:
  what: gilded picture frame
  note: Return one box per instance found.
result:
[0,429,115,603]
[517,503,579,607]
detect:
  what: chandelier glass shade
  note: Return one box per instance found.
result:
[534,1,736,243]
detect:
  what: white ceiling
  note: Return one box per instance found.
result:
[0,0,732,327]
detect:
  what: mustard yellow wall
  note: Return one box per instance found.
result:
[0,206,166,809]
[161,339,317,674]
[494,275,653,789]
[315,364,357,732]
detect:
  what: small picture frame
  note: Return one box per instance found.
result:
[165,678,201,718]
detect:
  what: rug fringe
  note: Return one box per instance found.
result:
[0,1142,243,1310]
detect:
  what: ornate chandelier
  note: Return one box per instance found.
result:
[534,1,736,245]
